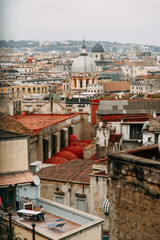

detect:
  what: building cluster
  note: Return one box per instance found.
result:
[0,40,160,240]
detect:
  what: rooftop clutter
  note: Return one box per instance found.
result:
[45,134,93,164]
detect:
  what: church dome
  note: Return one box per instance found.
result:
[92,43,104,53]
[71,56,96,73]
[71,40,96,73]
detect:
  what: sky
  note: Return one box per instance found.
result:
[0,0,160,46]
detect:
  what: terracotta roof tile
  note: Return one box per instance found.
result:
[103,81,130,92]
[14,113,80,133]
[37,159,94,184]
[0,114,35,137]
[0,171,34,186]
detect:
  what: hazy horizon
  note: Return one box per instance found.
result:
[1,0,160,46]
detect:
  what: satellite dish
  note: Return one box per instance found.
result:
[33,175,40,185]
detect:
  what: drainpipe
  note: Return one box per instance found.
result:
[68,185,72,207]
[32,223,36,240]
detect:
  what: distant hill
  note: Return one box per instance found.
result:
[0,40,160,54]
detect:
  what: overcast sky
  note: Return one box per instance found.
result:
[0,0,160,45]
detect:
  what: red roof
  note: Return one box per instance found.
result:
[45,157,67,164]
[37,159,94,184]
[13,113,80,134]
[55,151,78,161]
[61,146,83,159]
[0,171,33,186]
[103,81,130,92]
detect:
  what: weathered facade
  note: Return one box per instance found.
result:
[37,159,93,212]
[108,145,160,240]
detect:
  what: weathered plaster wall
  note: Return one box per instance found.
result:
[108,152,160,240]
[0,137,29,173]
[80,113,96,140]
[40,180,90,213]
[90,174,108,232]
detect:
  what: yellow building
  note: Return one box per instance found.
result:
[0,83,49,98]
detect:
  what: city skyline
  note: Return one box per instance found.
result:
[0,0,160,46]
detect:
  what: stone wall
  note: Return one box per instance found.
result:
[108,151,160,240]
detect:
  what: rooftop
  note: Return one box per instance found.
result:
[13,113,80,133]
[37,159,94,184]
[103,81,130,92]
[5,197,104,240]
[97,99,160,116]
[12,211,81,238]
[0,171,33,186]
[0,114,35,137]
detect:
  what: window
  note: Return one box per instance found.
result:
[43,139,49,162]
[25,106,32,111]
[76,198,86,212]
[130,124,143,139]
[60,130,65,149]
[52,134,57,156]
[68,126,73,142]
[54,194,64,204]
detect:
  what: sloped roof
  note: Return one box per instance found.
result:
[14,113,80,134]
[37,159,94,184]
[97,99,160,115]
[0,114,35,137]
[0,171,34,186]
[103,81,130,92]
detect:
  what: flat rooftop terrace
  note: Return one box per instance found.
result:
[2,198,104,240]
[12,211,81,238]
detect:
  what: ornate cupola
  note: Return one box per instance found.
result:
[70,39,97,93]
